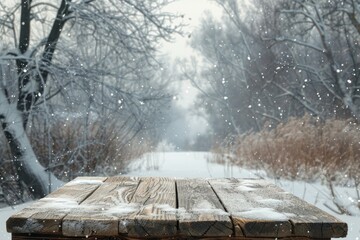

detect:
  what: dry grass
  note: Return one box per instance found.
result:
[29,118,151,181]
[215,115,360,184]
[0,117,150,204]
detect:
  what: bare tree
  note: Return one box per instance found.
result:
[189,0,298,139]
[266,0,360,119]
[189,0,359,141]
[0,0,181,198]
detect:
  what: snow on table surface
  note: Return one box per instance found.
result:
[233,207,290,221]
[65,179,105,186]
[1,151,360,239]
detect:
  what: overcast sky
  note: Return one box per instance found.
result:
[159,0,223,148]
[161,0,222,59]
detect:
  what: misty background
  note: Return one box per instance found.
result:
[0,0,359,221]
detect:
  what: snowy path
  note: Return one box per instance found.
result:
[126,152,260,178]
[1,152,360,239]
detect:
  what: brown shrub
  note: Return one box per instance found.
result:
[29,118,151,181]
[0,117,150,204]
[220,115,360,184]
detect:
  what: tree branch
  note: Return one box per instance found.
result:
[263,36,325,53]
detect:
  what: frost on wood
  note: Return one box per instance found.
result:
[6,177,348,238]
[233,208,290,221]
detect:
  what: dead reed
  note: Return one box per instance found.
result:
[216,115,360,185]
[29,118,151,181]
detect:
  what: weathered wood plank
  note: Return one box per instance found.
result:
[258,186,347,238]
[7,177,107,235]
[123,177,177,238]
[62,177,140,237]
[11,232,332,240]
[12,234,330,240]
[7,176,347,240]
[48,177,108,200]
[177,179,233,237]
[210,178,347,239]
[209,178,293,238]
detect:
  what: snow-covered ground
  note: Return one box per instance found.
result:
[126,152,260,178]
[1,152,359,239]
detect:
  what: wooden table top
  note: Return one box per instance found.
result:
[7,177,347,239]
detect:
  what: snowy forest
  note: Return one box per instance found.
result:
[189,0,360,185]
[0,0,360,234]
[0,0,184,200]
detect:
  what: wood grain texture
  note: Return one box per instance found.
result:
[7,176,347,240]
[7,177,107,235]
[257,186,347,238]
[236,179,347,238]
[209,178,293,238]
[209,178,347,239]
[123,177,177,238]
[177,179,233,237]
[62,177,140,237]
[11,233,332,240]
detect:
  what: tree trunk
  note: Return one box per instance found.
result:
[3,122,47,198]
[1,0,71,198]
[0,90,62,198]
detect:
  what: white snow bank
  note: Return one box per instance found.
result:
[126,152,259,178]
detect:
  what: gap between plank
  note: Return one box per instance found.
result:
[60,177,108,234]
[128,177,143,203]
[175,179,180,232]
[77,178,108,205]
[207,179,237,237]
